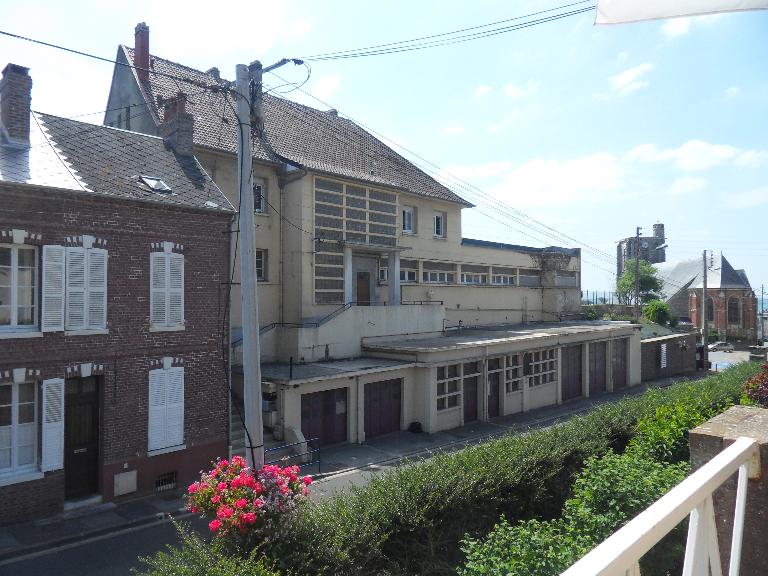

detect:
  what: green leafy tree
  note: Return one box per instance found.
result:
[644,300,676,326]
[617,259,663,304]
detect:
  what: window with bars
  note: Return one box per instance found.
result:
[523,348,558,387]
[436,364,461,411]
[505,354,522,393]
[0,245,37,331]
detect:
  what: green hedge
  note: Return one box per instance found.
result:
[262,364,757,575]
[136,363,758,576]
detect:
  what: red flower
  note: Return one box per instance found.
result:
[211,495,220,504]
[208,519,222,532]
[242,512,257,524]
[187,482,200,494]
[216,481,228,493]
[234,498,248,509]
[217,506,234,519]
[302,476,313,486]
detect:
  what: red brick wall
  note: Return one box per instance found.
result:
[690,289,757,343]
[641,333,698,382]
[0,183,231,522]
[0,472,64,524]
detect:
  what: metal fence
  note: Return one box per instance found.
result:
[264,437,321,475]
[581,290,622,305]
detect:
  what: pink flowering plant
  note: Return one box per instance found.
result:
[187,455,312,546]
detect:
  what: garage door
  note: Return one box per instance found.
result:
[612,338,628,389]
[589,342,607,395]
[364,379,402,439]
[561,345,582,401]
[301,388,347,446]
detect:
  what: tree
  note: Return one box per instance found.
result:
[644,299,676,326]
[617,259,663,305]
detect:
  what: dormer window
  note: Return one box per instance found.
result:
[140,176,172,194]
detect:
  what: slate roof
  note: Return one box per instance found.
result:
[461,238,580,256]
[656,253,752,300]
[121,46,471,207]
[0,112,232,212]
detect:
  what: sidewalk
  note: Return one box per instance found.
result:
[0,372,705,562]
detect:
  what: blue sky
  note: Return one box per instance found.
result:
[2,1,767,296]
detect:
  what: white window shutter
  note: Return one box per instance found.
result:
[150,252,167,326]
[148,369,167,451]
[166,367,184,447]
[168,254,184,326]
[65,247,86,330]
[41,378,65,472]
[42,246,65,332]
[87,248,107,329]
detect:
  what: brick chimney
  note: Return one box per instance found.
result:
[0,64,32,147]
[134,22,150,84]
[159,93,194,156]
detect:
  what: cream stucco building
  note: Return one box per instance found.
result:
[104,23,641,449]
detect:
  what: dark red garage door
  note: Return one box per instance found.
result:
[561,345,582,401]
[364,379,402,439]
[301,388,347,446]
[612,339,628,389]
[589,341,607,395]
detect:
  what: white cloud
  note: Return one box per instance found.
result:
[627,140,768,171]
[661,17,691,38]
[441,125,465,136]
[669,177,707,196]
[474,84,492,97]
[609,63,654,97]
[725,86,741,99]
[312,74,341,101]
[504,79,539,99]
[490,153,627,207]
[727,187,768,208]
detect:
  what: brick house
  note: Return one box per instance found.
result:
[657,253,758,344]
[0,63,233,523]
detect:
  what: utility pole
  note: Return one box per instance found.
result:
[235,63,264,468]
[761,284,765,343]
[634,227,641,322]
[701,250,709,370]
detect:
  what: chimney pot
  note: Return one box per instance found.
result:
[0,63,32,147]
[134,22,150,84]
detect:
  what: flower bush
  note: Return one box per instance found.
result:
[742,362,768,407]
[187,456,312,545]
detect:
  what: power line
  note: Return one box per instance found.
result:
[300,4,594,61]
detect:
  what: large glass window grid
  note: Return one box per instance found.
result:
[492,274,515,285]
[423,271,454,284]
[0,381,37,473]
[524,348,558,387]
[436,361,483,411]
[461,273,488,285]
[0,245,37,330]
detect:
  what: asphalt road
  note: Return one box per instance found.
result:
[709,349,751,371]
[0,516,207,576]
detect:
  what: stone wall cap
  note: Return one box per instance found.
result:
[691,405,768,444]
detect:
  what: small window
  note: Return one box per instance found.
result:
[256,250,267,282]
[0,245,37,331]
[254,180,266,214]
[140,176,173,194]
[423,271,454,284]
[492,274,515,285]
[434,213,446,238]
[400,269,417,283]
[379,268,388,282]
[461,273,487,285]
[402,206,415,234]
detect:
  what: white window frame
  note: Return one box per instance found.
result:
[401,269,417,283]
[423,270,454,284]
[433,212,446,238]
[255,249,267,282]
[253,179,267,214]
[379,268,388,282]
[0,244,37,332]
[402,206,415,234]
[0,380,38,476]
[150,247,185,331]
[148,364,185,453]
[461,273,488,285]
[436,364,462,411]
[492,274,516,286]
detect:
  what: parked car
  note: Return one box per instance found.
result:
[708,341,735,352]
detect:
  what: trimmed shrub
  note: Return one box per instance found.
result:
[742,362,768,407]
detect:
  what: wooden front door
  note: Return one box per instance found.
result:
[356,271,371,305]
[301,388,348,446]
[65,376,100,499]
[364,379,402,439]
[488,372,500,418]
[561,345,583,401]
[612,339,628,389]
[463,376,478,422]
[589,342,607,395]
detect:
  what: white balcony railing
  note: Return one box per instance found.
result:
[561,436,760,576]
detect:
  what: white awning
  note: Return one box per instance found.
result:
[595,0,768,24]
